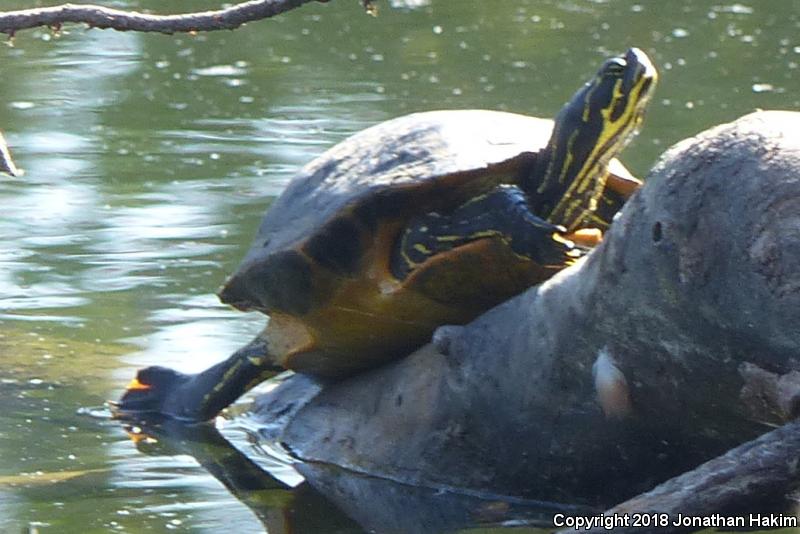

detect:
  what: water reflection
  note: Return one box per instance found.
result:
[121,417,585,534]
[0,0,799,531]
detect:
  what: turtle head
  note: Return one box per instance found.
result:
[534,47,657,231]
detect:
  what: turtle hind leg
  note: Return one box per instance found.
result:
[114,333,281,423]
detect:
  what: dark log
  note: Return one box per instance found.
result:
[122,414,597,534]
[296,462,597,533]
[0,0,348,36]
[562,418,800,534]
[253,110,800,509]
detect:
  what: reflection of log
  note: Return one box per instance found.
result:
[254,111,800,509]
[125,415,599,534]
[122,418,363,534]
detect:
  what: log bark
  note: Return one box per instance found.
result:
[253,110,800,508]
[0,0,354,36]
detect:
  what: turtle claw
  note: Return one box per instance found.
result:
[114,366,200,422]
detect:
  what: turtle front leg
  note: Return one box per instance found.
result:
[114,332,281,422]
[391,184,580,279]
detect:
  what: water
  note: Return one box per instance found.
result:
[0,0,798,532]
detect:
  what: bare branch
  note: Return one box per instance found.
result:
[0,132,20,177]
[0,0,339,36]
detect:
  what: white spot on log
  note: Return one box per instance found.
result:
[593,347,632,419]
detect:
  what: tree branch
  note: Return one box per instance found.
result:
[0,132,20,177]
[0,0,346,36]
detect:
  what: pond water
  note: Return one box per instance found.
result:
[0,0,798,532]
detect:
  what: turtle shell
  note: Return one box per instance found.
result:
[219,110,635,376]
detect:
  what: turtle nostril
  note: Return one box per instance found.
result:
[652,222,663,243]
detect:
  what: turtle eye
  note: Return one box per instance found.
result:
[603,57,626,76]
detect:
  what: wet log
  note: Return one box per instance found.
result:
[253,110,800,508]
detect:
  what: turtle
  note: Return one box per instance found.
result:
[116,48,657,422]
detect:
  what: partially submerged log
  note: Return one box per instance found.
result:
[253,110,800,508]
[126,414,594,533]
